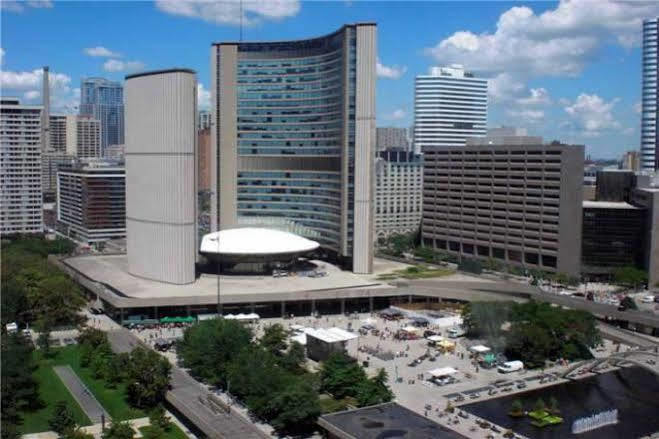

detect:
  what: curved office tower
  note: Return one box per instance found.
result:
[125,69,197,284]
[211,23,376,274]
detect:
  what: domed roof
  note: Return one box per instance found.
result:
[200,228,320,256]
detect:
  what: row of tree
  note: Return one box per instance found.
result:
[1,236,84,331]
[462,301,601,368]
[177,319,393,436]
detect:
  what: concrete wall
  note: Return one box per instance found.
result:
[125,70,197,284]
[557,145,584,277]
[352,24,376,274]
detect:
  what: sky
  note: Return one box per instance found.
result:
[1,0,658,159]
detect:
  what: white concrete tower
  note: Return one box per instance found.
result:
[125,69,197,284]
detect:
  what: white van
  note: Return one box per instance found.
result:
[498,360,524,373]
[447,327,466,338]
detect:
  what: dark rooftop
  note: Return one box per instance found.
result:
[318,402,468,439]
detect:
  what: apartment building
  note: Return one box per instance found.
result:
[422,137,584,277]
[49,114,101,158]
[0,98,43,234]
[57,162,125,243]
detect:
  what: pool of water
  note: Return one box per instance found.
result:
[462,367,659,439]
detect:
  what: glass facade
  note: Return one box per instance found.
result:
[228,28,358,253]
[80,78,124,153]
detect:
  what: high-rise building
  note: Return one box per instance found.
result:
[376,127,409,151]
[49,114,101,158]
[198,110,211,131]
[42,152,77,198]
[641,18,658,172]
[80,77,124,153]
[125,69,197,285]
[375,148,423,240]
[413,64,487,153]
[621,150,641,171]
[211,23,377,273]
[57,161,125,243]
[422,136,584,277]
[0,98,43,234]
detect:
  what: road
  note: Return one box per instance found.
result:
[54,365,109,423]
[104,327,268,439]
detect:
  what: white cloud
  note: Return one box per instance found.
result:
[376,59,407,80]
[1,0,52,12]
[564,93,621,136]
[506,109,545,123]
[0,68,78,113]
[488,73,524,102]
[103,59,145,72]
[84,46,122,58]
[385,109,406,120]
[516,88,551,106]
[424,0,659,78]
[197,83,210,109]
[155,0,300,26]
[634,100,642,114]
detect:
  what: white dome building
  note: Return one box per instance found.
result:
[200,228,320,273]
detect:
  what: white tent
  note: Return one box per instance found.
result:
[5,322,17,333]
[469,345,491,354]
[291,333,307,346]
[428,367,458,377]
[305,327,358,343]
[290,324,305,331]
[402,326,419,333]
[224,314,236,319]
[197,313,219,321]
[362,317,377,325]
[427,335,444,342]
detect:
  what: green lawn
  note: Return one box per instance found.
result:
[139,424,189,439]
[54,345,145,421]
[20,350,92,434]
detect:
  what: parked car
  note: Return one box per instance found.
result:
[498,360,524,373]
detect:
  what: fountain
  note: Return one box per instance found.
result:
[571,409,618,434]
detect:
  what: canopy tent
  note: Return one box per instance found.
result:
[234,313,260,321]
[438,340,455,349]
[224,314,236,319]
[290,333,307,346]
[380,308,403,317]
[290,324,305,331]
[469,345,491,354]
[362,317,377,325]
[197,313,219,321]
[305,327,358,343]
[428,367,458,377]
[427,335,444,342]
[409,317,429,324]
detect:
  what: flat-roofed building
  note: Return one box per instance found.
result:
[422,137,584,276]
[582,201,645,277]
[1,98,43,234]
[48,114,101,158]
[630,186,659,288]
[57,162,125,243]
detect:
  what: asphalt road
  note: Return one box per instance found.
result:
[105,328,267,439]
[54,365,109,423]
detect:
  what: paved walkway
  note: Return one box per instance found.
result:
[53,365,109,424]
[22,417,150,439]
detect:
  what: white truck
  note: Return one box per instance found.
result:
[447,326,466,338]
[498,360,524,373]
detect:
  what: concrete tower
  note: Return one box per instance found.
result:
[125,69,197,284]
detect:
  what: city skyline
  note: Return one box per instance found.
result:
[1,0,658,159]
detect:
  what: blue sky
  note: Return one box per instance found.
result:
[2,0,658,159]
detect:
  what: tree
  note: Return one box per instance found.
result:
[320,352,367,400]
[620,296,638,311]
[613,266,648,291]
[177,318,252,388]
[260,324,288,356]
[355,369,393,407]
[49,401,76,434]
[508,399,524,417]
[37,330,52,357]
[148,405,171,432]
[548,396,560,414]
[269,378,321,436]
[533,398,546,413]
[413,246,435,263]
[461,301,513,338]
[102,420,135,439]
[1,333,41,437]
[280,341,306,373]
[125,347,171,409]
